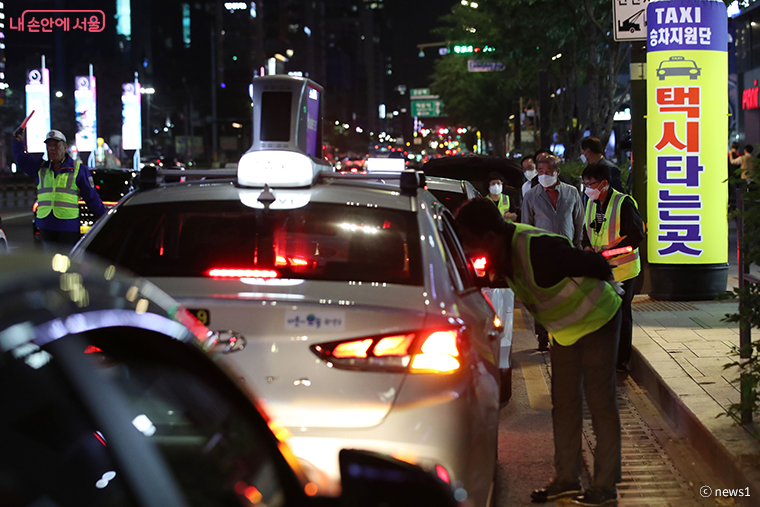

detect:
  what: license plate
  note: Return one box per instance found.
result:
[187,308,210,326]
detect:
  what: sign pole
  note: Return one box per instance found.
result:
[631,41,650,294]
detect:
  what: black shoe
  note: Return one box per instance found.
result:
[530,479,582,503]
[570,487,618,506]
[537,336,550,352]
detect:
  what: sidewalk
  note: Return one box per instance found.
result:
[630,260,760,505]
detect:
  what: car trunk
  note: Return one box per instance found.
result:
[151,278,429,428]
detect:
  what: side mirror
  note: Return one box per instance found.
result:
[338,449,458,507]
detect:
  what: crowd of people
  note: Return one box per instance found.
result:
[466,135,644,506]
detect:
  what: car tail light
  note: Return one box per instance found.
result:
[473,256,487,277]
[275,256,310,267]
[206,268,279,279]
[311,329,462,373]
[435,464,450,484]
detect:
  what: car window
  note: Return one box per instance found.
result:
[84,328,292,507]
[85,200,423,285]
[428,188,468,214]
[438,211,476,291]
[0,339,138,507]
[0,328,298,507]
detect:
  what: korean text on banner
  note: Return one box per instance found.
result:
[646,0,728,265]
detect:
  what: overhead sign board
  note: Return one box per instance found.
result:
[613,0,648,41]
[411,99,446,118]
[646,0,728,265]
[468,60,505,72]
[410,88,430,97]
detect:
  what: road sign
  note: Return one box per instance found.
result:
[613,0,648,41]
[468,60,505,72]
[411,99,446,118]
[410,88,431,97]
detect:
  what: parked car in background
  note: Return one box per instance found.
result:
[33,168,138,242]
[421,155,525,221]
[0,252,459,507]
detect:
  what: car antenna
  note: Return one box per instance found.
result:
[257,184,276,210]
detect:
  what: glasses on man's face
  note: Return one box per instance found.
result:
[584,179,605,189]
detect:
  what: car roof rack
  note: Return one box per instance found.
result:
[315,170,426,196]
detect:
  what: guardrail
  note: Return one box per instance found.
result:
[0,182,36,207]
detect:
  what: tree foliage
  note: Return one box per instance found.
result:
[430,0,630,158]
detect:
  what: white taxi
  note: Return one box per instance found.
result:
[73,157,503,507]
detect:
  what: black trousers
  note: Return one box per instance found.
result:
[550,308,622,490]
[617,276,638,366]
[40,228,81,253]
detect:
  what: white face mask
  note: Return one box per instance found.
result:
[489,183,503,195]
[580,154,587,164]
[524,169,537,181]
[584,183,607,201]
[538,173,557,188]
[584,186,601,200]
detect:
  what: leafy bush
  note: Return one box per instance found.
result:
[720,162,760,423]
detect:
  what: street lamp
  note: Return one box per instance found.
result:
[140,87,155,149]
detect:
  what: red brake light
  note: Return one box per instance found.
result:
[312,329,461,373]
[207,268,279,279]
[84,345,102,354]
[473,256,487,277]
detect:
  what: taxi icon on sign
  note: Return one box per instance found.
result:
[657,56,702,80]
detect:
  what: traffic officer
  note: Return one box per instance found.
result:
[486,171,517,221]
[456,198,622,506]
[582,162,644,372]
[13,126,105,252]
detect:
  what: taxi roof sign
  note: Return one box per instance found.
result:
[247,75,324,159]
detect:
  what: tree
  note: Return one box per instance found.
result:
[430,55,516,156]
[431,0,630,159]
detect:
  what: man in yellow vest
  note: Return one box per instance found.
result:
[13,126,105,252]
[456,198,623,506]
[486,172,517,221]
[582,163,644,372]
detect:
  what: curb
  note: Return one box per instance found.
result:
[630,345,760,507]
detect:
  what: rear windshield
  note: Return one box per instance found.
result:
[85,200,423,285]
[428,189,468,214]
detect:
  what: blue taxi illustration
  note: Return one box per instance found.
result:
[657,56,701,80]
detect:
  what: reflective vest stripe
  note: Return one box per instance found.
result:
[585,189,641,282]
[493,194,511,220]
[36,160,81,220]
[507,223,621,345]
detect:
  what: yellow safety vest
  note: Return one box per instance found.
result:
[585,188,641,282]
[491,193,511,221]
[37,160,81,220]
[505,223,621,346]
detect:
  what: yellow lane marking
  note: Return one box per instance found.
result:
[513,307,529,332]
[521,362,552,410]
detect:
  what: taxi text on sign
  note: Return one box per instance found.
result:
[646,0,727,265]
